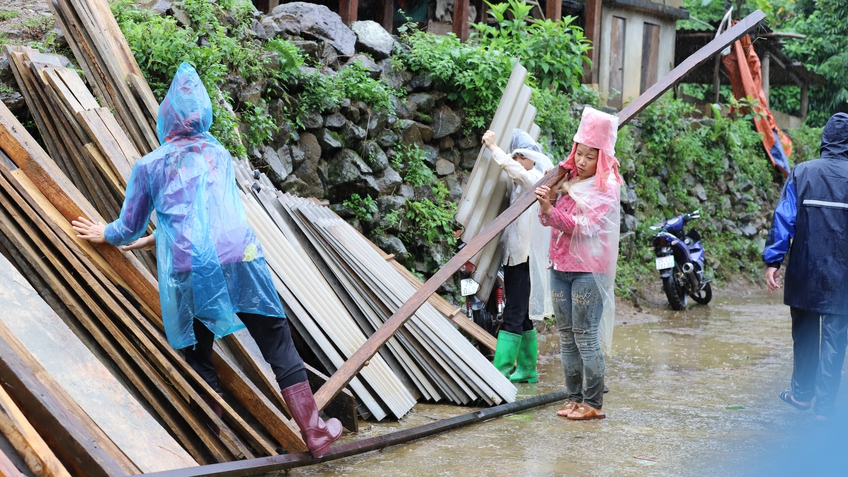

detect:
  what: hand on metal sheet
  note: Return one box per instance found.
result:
[482,130,497,150]
[71,216,107,244]
[120,234,155,252]
[765,266,781,292]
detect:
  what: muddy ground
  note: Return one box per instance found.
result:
[281,280,848,477]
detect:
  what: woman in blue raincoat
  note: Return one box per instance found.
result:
[72,62,341,458]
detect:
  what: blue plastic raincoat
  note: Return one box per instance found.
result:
[763,112,848,315]
[104,62,286,349]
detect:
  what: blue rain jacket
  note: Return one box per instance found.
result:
[763,112,848,315]
[104,62,285,349]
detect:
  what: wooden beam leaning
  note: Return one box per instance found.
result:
[0,383,72,477]
[0,100,162,317]
[313,10,767,410]
[0,319,138,477]
[0,169,226,464]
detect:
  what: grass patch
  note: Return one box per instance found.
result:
[0,10,19,21]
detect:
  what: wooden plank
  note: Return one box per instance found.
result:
[0,319,137,477]
[82,142,126,195]
[3,48,75,182]
[50,0,147,151]
[313,10,768,410]
[61,0,160,152]
[0,382,71,477]
[128,72,160,132]
[0,173,221,464]
[47,0,117,116]
[140,390,570,477]
[0,100,162,319]
[54,66,102,110]
[96,107,143,166]
[27,61,122,220]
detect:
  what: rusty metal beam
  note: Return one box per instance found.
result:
[312,9,767,412]
[141,390,570,477]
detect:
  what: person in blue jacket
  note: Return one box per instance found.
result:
[71,62,341,457]
[763,112,848,420]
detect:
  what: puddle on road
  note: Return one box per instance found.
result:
[289,290,843,477]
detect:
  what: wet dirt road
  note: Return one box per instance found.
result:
[288,287,846,477]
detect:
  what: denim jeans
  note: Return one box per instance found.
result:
[550,270,605,409]
[790,307,848,417]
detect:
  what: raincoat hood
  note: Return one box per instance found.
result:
[156,62,213,144]
[561,107,622,191]
[820,113,848,159]
[509,129,554,173]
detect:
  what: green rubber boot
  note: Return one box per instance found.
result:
[509,329,538,383]
[492,330,522,377]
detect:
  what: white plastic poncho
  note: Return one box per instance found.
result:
[557,107,622,354]
[104,62,286,349]
[506,130,555,322]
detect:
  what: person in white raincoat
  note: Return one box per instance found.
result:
[535,107,621,421]
[71,62,341,458]
[482,129,552,383]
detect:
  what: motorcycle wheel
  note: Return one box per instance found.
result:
[662,269,688,311]
[690,282,712,305]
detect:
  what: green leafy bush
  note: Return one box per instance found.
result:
[343,193,378,221]
[395,27,513,130]
[472,0,591,93]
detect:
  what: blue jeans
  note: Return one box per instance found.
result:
[550,270,605,409]
[790,307,848,417]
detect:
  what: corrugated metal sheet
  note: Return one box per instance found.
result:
[455,62,541,301]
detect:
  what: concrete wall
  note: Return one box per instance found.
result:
[597,6,678,108]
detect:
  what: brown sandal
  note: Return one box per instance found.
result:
[556,401,581,417]
[567,404,606,420]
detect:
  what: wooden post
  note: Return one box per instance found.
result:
[452,0,470,41]
[312,11,768,411]
[380,0,394,33]
[800,82,808,123]
[546,0,561,22]
[713,55,722,103]
[583,0,602,84]
[339,0,359,25]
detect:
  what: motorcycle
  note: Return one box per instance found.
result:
[650,210,712,310]
[455,239,503,341]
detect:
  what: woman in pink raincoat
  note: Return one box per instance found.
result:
[535,107,621,420]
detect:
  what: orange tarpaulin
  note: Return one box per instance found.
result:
[722,24,792,177]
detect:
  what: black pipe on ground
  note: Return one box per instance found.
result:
[145,390,569,477]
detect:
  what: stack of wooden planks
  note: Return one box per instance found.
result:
[48,0,160,156]
[0,99,311,470]
[0,246,195,474]
[4,45,140,223]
